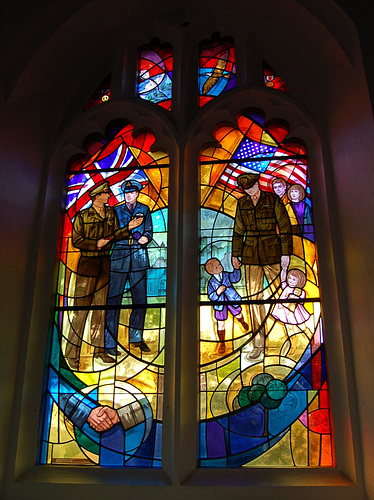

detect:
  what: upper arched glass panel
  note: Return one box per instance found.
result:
[263,62,289,93]
[198,34,236,108]
[199,110,334,467]
[136,41,173,110]
[39,120,169,467]
[83,74,111,111]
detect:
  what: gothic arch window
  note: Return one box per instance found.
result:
[15,6,361,492]
[39,120,169,466]
[40,37,337,472]
[199,110,333,466]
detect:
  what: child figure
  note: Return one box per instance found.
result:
[205,258,248,354]
[271,268,311,353]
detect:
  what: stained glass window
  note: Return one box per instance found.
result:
[263,62,289,93]
[83,74,111,111]
[136,41,173,110]
[199,110,334,467]
[198,34,236,108]
[39,120,169,467]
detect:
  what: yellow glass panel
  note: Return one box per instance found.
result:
[75,371,100,386]
[201,166,213,186]
[204,188,225,211]
[308,393,319,412]
[217,357,240,383]
[206,391,213,419]
[127,368,159,394]
[200,392,207,419]
[291,420,308,466]
[308,390,318,404]
[308,431,321,466]
[206,370,219,391]
[48,403,60,444]
[51,440,89,463]
[246,431,293,466]
[152,349,165,366]
[210,390,229,417]
[149,150,169,164]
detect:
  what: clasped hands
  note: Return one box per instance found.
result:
[87,406,120,432]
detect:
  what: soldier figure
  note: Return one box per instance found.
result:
[231,173,292,359]
[65,182,143,370]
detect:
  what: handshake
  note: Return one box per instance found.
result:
[85,399,148,432]
[87,406,120,431]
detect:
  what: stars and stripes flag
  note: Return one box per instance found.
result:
[218,137,308,193]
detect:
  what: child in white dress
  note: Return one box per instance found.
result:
[272,269,311,354]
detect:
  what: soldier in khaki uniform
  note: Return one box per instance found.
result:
[232,173,292,359]
[65,181,143,370]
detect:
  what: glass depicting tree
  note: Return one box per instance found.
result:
[39,121,168,467]
[199,110,334,467]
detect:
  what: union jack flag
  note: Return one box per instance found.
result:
[66,143,148,220]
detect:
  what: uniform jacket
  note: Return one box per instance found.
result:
[110,201,153,272]
[232,191,292,265]
[72,205,130,257]
[207,269,242,311]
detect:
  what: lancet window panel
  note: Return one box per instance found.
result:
[39,120,169,467]
[198,34,236,108]
[199,109,334,467]
[136,42,173,110]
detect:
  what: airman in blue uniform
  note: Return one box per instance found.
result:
[105,180,152,353]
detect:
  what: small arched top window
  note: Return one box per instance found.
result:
[198,33,236,108]
[136,40,173,110]
[263,62,289,93]
[83,74,112,111]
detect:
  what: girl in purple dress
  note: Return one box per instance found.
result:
[287,184,315,242]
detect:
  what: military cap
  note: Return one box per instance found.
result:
[121,180,143,193]
[237,173,260,189]
[89,181,111,197]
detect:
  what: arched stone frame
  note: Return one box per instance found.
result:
[15,99,180,483]
[179,87,354,483]
[2,0,374,498]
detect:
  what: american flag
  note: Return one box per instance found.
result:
[219,138,308,193]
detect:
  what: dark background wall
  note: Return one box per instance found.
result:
[1,1,374,498]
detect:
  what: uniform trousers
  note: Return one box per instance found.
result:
[105,269,147,347]
[65,255,110,361]
[245,263,280,347]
